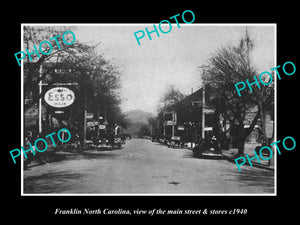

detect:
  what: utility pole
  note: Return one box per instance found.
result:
[202,84,205,139]
[97,110,100,136]
[38,64,43,134]
[172,112,175,137]
[172,111,177,137]
[163,112,166,136]
[104,105,107,134]
[83,92,87,149]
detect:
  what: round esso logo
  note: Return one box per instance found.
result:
[44,87,75,108]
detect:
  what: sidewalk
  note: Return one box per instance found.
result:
[24,143,78,169]
[221,143,275,171]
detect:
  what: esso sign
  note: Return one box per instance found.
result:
[44,87,75,108]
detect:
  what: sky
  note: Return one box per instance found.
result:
[74,24,275,115]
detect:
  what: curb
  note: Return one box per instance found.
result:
[185,146,274,171]
[222,153,274,171]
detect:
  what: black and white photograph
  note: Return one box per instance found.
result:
[21,24,276,195]
[3,3,300,221]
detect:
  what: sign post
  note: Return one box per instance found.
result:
[42,83,77,146]
[38,64,43,134]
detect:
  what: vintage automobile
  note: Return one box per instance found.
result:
[158,136,168,145]
[91,133,122,150]
[192,137,223,159]
[167,136,183,148]
[151,135,159,142]
[123,133,132,140]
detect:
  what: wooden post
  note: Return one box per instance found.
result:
[202,84,205,139]
[38,64,43,134]
[83,92,87,149]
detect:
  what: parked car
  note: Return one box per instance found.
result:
[123,134,131,140]
[254,144,271,158]
[193,137,223,159]
[91,133,122,150]
[151,135,159,142]
[167,136,183,148]
[142,135,151,140]
[158,136,166,144]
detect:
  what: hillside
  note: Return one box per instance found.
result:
[123,109,155,137]
[125,109,154,124]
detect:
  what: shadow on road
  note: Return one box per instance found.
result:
[81,151,118,160]
[24,171,83,193]
[223,168,274,193]
[25,149,119,170]
[234,168,274,183]
[181,151,194,159]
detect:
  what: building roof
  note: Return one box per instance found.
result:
[169,87,203,112]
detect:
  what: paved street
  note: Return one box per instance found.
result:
[23,139,274,194]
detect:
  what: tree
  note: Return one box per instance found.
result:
[158,85,185,112]
[137,124,151,138]
[24,26,95,109]
[23,26,128,140]
[155,85,185,138]
[202,31,274,156]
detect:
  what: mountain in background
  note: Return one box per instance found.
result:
[123,109,155,137]
[125,109,154,124]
